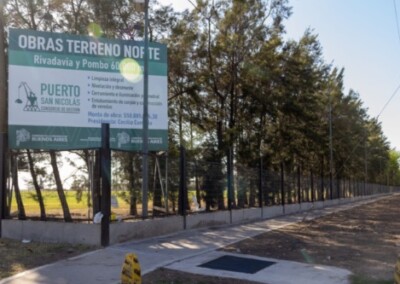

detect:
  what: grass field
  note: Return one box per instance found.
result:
[8,189,187,219]
[9,190,132,219]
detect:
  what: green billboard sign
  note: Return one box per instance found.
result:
[8,29,168,151]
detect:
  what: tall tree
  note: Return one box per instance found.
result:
[387,150,400,185]
[49,151,72,222]
[5,0,57,31]
[26,150,46,220]
[10,151,25,219]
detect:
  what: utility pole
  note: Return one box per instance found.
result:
[100,124,111,246]
[141,0,149,218]
[328,91,334,200]
[364,129,368,195]
[0,0,8,232]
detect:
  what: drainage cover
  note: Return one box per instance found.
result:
[199,255,276,274]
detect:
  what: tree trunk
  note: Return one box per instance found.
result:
[27,150,46,220]
[11,152,25,220]
[49,151,72,222]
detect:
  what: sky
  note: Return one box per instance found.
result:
[159,0,400,150]
[285,0,400,151]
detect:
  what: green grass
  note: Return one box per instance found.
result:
[9,190,132,217]
[10,191,90,211]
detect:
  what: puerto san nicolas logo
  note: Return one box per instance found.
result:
[15,81,81,114]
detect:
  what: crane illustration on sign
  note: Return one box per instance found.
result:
[15,82,39,111]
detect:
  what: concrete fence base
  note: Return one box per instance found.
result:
[0,194,390,246]
[1,219,100,245]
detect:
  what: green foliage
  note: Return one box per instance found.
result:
[388,150,400,185]
[4,0,400,221]
[165,0,399,185]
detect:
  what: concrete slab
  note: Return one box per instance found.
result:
[186,211,230,229]
[166,251,352,284]
[262,205,284,219]
[313,201,325,209]
[110,215,183,244]
[1,220,100,245]
[284,203,301,214]
[0,249,124,284]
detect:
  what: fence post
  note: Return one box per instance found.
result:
[297,165,301,204]
[0,133,7,237]
[280,162,285,208]
[320,161,324,201]
[310,169,315,202]
[178,146,187,228]
[100,123,111,247]
[227,148,234,211]
[329,170,333,200]
[0,0,7,238]
[258,158,263,208]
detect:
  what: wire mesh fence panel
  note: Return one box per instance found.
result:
[235,164,259,208]
[186,159,227,212]
[285,172,298,204]
[164,156,180,214]
[185,160,204,212]
[348,180,356,198]
[340,179,352,198]
[6,147,400,224]
[320,177,326,201]
[303,174,314,202]
[356,181,362,197]
[300,174,310,203]
[263,170,282,206]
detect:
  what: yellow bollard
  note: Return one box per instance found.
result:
[395,256,400,284]
[121,253,141,284]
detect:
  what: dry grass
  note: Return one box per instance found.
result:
[0,238,97,279]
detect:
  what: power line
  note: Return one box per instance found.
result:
[332,80,400,179]
[393,0,400,46]
[187,0,197,9]
[385,0,400,118]
[377,80,400,119]
[373,0,400,119]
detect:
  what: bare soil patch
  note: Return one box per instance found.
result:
[0,238,97,279]
[142,267,259,284]
[145,195,400,283]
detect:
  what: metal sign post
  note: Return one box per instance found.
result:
[141,0,150,218]
[101,123,111,247]
[0,0,7,236]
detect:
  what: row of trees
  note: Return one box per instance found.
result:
[167,1,400,188]
[168,0,400,210]
[2,0,400,221]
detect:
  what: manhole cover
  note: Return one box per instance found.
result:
[199,255,276,274]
